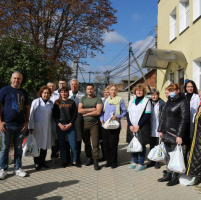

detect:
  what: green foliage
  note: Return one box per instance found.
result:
[0,35,50,94]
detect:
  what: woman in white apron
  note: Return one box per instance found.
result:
[183,80,200,164]
[147,89,165,169]
[127,84,151,172]
[29,86,53,170]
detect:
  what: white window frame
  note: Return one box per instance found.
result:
[169,72,175,84]
[193,58,201,90]
[170,8,177,42]
[179,0,190,33]
[177,69,185,88]
[193,0,201,21]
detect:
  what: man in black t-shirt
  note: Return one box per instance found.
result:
[0,72,30,179]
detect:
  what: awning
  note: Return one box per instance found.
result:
[141,49,188,69]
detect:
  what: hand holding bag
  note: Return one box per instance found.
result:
[167,144,186,173]
[103,113,120,129]
[127,133,143,152]
[22,134,39,157]
[147,139,166,163]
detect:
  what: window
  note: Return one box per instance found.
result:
[178,69,184,89]
[179,0,190,33]
[169,73,174,84]
[193,58,201,90]
[193,0,201,21]
[170,8,177,42]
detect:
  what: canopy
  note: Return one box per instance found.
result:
[142,49,188,69]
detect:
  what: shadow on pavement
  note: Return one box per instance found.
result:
[0,180,79,200]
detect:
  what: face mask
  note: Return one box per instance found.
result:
[169,92,176,98]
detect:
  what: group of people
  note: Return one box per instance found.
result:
[0,71,201,189]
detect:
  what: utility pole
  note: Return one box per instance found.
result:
[128,43,132,102]
[130,50,152,93]
[89,71,92,83]
[103,71,110,85]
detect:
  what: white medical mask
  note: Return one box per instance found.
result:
[169,92,176,98]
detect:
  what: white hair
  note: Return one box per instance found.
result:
[12,71,23,79]
[70,78,79,85]
[47,82,55,86]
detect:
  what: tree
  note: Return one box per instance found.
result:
[93,74,106,84]
[0,0,117,63]
[0,35,50,94]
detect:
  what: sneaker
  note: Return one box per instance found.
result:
[15,168,27,177]
[135,165,146,172]
[128,163,137,169]
[0,169,7,180]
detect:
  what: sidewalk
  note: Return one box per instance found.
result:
[0,121,200,200]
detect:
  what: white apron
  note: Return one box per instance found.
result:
[29,98,53,149]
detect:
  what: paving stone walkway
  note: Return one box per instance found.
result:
[0,120,201,200]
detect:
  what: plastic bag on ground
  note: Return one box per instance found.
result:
[22,134,39,157]
[127,133,143,152]
[179,174,199,186]
[167,145,186,173]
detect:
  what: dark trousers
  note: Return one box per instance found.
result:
[83,121,100,161]
[77,141,82,162]
[34,149,47,165]
[51,139,59,159]
[102,128,120,164]
[150,137,159,149]
[164,142,177,173]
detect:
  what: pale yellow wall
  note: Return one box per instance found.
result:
[157,0,201,100]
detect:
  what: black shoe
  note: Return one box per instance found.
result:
[99,157,106,162]
[105,162,112,168]
[35,164,41,170]
[72,163,82,168]
[111,163,117,169]
[61,162,67,168]
[155,162,161,169]
[85,157,94,166]
[158,172,172,182]
[41,163,49,169]
[146,161,155,168]
[94,161,100,170]
[76,159,82,165]
[166,173,179,186]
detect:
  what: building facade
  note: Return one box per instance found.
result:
[157,0,201,99]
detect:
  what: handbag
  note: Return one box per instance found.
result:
[127,133,143,152]
[167,144,186,173]
[22,134,39,157]
[103,113,120,129]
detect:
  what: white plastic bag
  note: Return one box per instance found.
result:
[22,134,39,157]
[103,113,120,129]
[127,133,143,152]
[147,140,166,163]
[179,174,199,186]
[167,145,186,173]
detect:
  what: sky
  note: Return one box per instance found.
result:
[76,0,159,83]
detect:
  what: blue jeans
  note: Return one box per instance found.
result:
[132,145,146,165]
[56,125,77,163]
[0,123,24,170]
